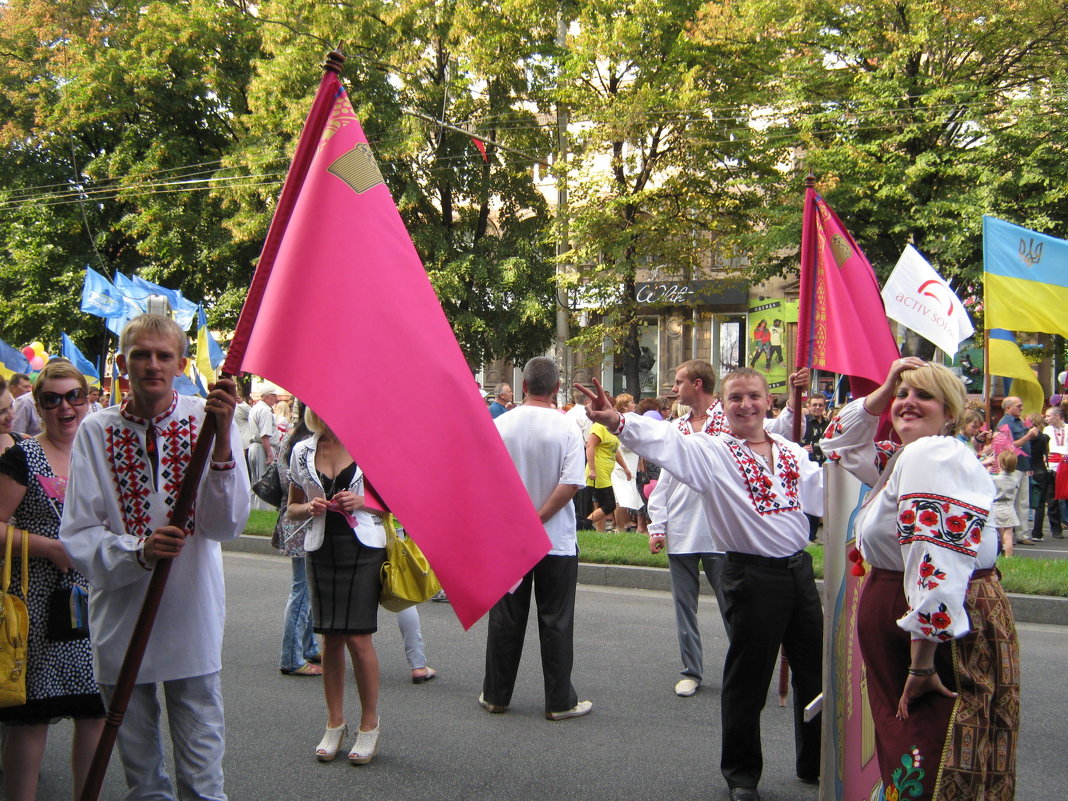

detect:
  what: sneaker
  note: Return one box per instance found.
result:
[478,692,508,714]
[675,678,700,697]
[545,700,592,720]
[431,590,450,603]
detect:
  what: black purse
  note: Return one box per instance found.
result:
[47,585,90,641]
[252,462,285,507]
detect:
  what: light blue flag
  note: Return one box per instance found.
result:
[0,337,31,375]
[129,275,198,329]
[80,266,125,318]
[173,373,202,396]
[105,293,147,337]
[60,333,100,381]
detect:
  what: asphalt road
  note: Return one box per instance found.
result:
[23,551,1068,801]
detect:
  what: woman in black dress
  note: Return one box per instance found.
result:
[286,407,387,765]
[0,360,105,801]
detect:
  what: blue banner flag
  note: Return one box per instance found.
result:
[983,216,1068,337]
[61,333,100,382]
[0,337,31,378]
[129,275,198,329]
[80,266,125,318]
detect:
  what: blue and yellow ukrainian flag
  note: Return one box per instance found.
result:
[987,329,1045,415]
[983,216,1068,337]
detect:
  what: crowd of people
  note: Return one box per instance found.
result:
[0,312,1056,801]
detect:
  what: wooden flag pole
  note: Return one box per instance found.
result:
[792,174,818,445]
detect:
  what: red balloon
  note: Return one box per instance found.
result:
[21,346,34,359]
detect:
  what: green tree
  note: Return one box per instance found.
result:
[222,0,558,367]
[694,0,1068,297]
[0,0,261,354]
[557,0,782,394]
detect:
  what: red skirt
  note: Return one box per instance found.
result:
[1055,458,1068,500]
[857,567,1019,801]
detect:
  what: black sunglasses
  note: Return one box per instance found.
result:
[39,389,89,410]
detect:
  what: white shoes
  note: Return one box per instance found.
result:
[675,678,700,697]
[315,722,347,761]
[545,700,593,720]
[348,720,380,765]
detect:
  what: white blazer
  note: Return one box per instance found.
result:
[288,435,387,551]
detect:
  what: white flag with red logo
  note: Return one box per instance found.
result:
[881,245,974,356]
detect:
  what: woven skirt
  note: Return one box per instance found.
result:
[307,520,386,635]
[857,567,1019,801]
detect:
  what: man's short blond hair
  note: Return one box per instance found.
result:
[119,313,189,357]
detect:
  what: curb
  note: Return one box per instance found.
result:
[224,535,1067,627]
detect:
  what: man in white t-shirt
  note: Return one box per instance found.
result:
[247,382,281,510]
[481,357,591,721]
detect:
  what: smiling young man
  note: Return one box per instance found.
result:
[60,313,250,801]
[577,368,823,801]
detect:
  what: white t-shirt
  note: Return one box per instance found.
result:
[495,405,585,556]
[249,400,281,448]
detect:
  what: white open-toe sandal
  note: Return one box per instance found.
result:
[348,720,380,765]
[316,722,347,762]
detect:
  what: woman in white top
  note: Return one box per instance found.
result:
[287,408,387,766]
[821,358,1018,801]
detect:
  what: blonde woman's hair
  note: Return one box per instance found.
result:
[304,407,329,435]
[998,449,1017,473]
[899,363,966,424]
[614,393,634,413]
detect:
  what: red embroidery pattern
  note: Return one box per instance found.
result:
[874,440,899,472]
[159,416,198,536]
[897,492,985,555]
[106,394,200,540]
[724,438,801,516]
[916,602,955,641]
[916,553,947,590]
[105,425,154,541]
[675,403,730,436]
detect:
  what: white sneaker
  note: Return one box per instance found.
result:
[675,678,700,697]
[546,700,593,720]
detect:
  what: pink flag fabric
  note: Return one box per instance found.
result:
[797,187,899,398]
[233,76,550,628]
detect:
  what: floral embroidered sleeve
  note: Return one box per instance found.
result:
[819,397,898,487]
[893,437,990,642]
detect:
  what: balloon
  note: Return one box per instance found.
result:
[29,341,44,354]
[40,352,50,363]
[21,346,34,360]
[29,356,44,371]
[1059,370,1067,388]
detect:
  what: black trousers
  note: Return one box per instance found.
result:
[573,486,594,530]
[1032,469,1062,537]
[483,554,579,714]
[719,551,823,790]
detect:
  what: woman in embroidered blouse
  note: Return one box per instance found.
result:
[0,360,105,801]
[821,357,1018,801]
[286,407,386,766]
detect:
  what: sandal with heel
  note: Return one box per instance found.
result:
[348,720,380,765]
[316,722,347,762]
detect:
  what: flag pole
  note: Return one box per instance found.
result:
[81,48,346,801]
[223,48,345,376]
[793,174,818,444]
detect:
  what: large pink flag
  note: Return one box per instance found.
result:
[796,186,899,398]
[229,72,550,628]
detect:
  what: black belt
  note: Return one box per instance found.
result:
[727,550,806,569]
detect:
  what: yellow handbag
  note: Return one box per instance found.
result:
[379,516,441,612]
[0,524,30,707]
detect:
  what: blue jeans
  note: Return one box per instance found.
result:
[280,557,319,672]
